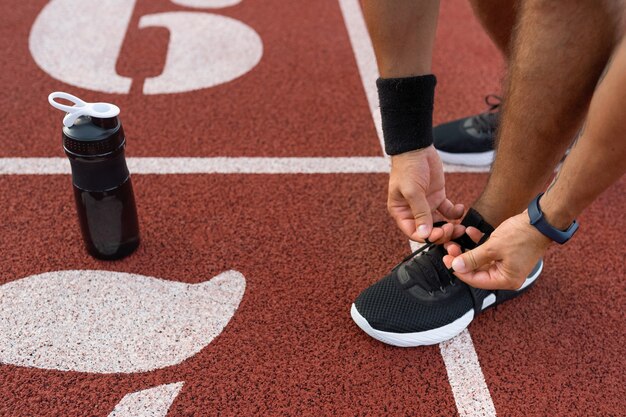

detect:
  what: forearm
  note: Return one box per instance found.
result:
[541,38,626,229]
[362,1,441,155]
[361,0,440,78]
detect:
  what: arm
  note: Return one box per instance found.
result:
[361,0,464,243]
[444,37,626,290]
[361,0,439,77]
[540,38,626,230]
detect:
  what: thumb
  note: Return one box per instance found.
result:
[451,241,498,273]
[406,192,434,240]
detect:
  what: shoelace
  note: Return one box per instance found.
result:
[470,94,501,134]
[392,241,458,296]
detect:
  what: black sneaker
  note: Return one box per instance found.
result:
[351,208,542,346]
[434,95,500,167]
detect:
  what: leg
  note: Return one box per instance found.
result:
[432,0,517,168]
[468,0,519,57]
[474,0,621,226]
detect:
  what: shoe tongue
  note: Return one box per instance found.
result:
[461,208,494,235]
[404,245,452,291]
[454,208,495,250]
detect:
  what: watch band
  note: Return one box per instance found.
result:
[528,193,579,244]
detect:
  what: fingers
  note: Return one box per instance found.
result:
[453,266,506,290]
[405,192,434,241]
[465,226,484,244]
[451,240,498,273]
[387,179,464,243]
[437,199,465,221]
[452,224,466,240]
[443,241,462,257]
[442,246,505,289]
[428,222,456,245]
[426,200,465,244]
[389,205,423,241]
[387,187,420,240]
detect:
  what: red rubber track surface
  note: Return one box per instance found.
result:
[1,0,625,416]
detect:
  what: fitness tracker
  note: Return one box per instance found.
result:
[528,193,578,244]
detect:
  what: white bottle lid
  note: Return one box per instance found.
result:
[48,92,120,128]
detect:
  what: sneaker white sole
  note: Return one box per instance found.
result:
[351,260,543,347]
[437,149,495,166]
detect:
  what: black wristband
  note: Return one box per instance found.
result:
[376,75,437,155]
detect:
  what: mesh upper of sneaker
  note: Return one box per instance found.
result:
[354,209,495,333]
[354,270,473,333]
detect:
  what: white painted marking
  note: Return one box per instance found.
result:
[0,157,489,175]
[338,0,384,155]
[440,331,497,417]
[0,270,246,373]
[108,382,184,417]
[140,12,262,94]
[29,0,135,94]
[170,0,242,8]
[123,157,390,174]
[0,158,69,175]
[408,240,496,416]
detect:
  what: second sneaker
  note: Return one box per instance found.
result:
[434,95,500,167]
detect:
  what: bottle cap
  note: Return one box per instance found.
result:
[49,92,120,128]
[49,92,125,156]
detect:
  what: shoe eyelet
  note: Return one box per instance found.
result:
[428,290,435,296]
[439,286,447,294]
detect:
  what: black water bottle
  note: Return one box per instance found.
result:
[49,92,140,260]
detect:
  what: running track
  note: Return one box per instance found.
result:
[1,0,624,416]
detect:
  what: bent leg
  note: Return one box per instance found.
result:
[469,0,519,57]
[474,0,621,226]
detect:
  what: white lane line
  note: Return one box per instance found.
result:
[440,331,497,417]
[338,0,385,155]
[0,157,387,175]
[126,157,389,174]
[338,0,491,179]
[0,157,488,175]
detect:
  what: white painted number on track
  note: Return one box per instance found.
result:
[139,12,261,95]
[0,270,246,373]
[29,0,262,94]
[170,0,242,8]
[108,382,185,417]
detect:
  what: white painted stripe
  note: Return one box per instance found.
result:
[126,157,389,174]
[440,331,497,417]
[408,241,496,416]
[338,0,385,155]
[0,158,70,175]
[0,157,489,175]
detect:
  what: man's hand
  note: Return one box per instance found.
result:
[442,212,552,290]
[388,145,465,243]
